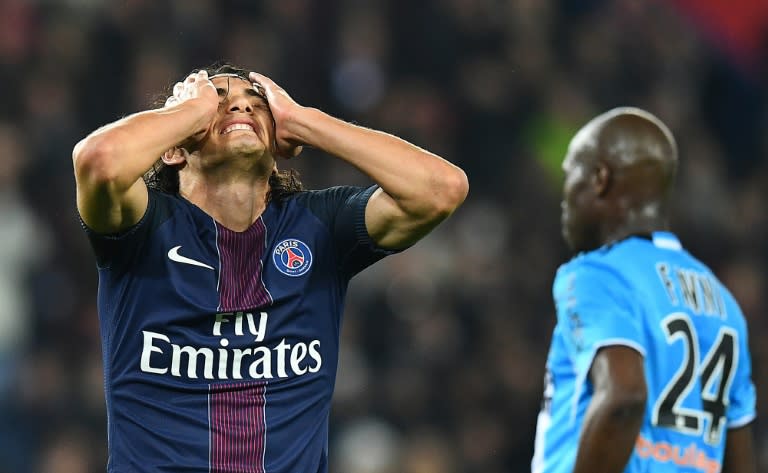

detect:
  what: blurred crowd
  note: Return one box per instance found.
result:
[0,0,766,472]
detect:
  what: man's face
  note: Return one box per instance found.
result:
[193,75,274,162]
[560,136,599,252]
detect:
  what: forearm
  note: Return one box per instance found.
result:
[74,99,214,189]
[573,392,644,473]
[288,108,467,216]
[723,425,757,473]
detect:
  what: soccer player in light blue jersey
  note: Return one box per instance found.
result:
[72,64,468,472]
[532,107,756,473]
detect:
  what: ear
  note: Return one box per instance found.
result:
[594,162,612,197]
[162,147,188,165]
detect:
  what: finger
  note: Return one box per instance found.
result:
[164,96,178,107]
[274,136,303,159]
[290,145,304,158]
[173,82,184,96]
[249,72,275,89]
[277,145,303,160]
[248,73,266,95]
[185,73,197,84]
[251,82,266,98]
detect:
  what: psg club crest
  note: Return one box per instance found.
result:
[273,239,313,277]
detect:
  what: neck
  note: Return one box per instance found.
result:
[180,165,271,232]
[600,216,668,247]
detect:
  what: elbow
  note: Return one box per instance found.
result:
[73,134,121,185]
[448,167,470,207]
[429,166,469,218]
[606,387,647,422]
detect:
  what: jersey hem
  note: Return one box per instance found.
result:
[727,412,756,429]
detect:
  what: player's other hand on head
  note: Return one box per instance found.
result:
[249,72,304,159]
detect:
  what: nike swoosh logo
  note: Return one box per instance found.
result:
[168,246,215,270]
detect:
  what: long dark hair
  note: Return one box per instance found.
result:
[142,63,304,202]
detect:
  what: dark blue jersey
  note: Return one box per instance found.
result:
[83,186,395,473]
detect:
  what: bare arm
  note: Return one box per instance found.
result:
[573,346,647,473]
[722,425,756,473]
[73,70,219,233]
[251,72,468,249]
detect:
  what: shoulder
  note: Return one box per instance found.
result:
[84,189,180,239]
[147,189,195,226]
[82,189,190,269]
[289,186,375,207]
[554,249,635,302]
[557,246,630,284]
[285,185,376,222]
[558,237,657,280]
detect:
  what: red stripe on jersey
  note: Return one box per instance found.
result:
[216,219,273,311]
[209,381,267,472]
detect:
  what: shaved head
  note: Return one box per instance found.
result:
[561,107,679,252]
[573,106,677,171]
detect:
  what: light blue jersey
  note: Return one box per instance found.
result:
[532,232,756,473]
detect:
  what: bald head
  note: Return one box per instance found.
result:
[561,107,679,252]
[570,107,677,178]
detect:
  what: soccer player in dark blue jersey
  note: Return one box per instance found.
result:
[532,108,756,473]
[72,64,468,472]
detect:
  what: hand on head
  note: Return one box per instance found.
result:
[164,70,220,143]
[164,70,219,110]
[248,72,304,159]
[164,68,305,161]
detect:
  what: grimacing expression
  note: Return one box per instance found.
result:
[195,75,274,160]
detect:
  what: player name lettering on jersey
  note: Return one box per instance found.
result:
[656,263,727,318]
[140,311,322,380]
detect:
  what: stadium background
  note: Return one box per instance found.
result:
[0,0,766,471]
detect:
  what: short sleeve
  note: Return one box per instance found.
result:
[554,261,646,378]
[727,318,757,428]
[293,185,401,277]
[79,190,173,270]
